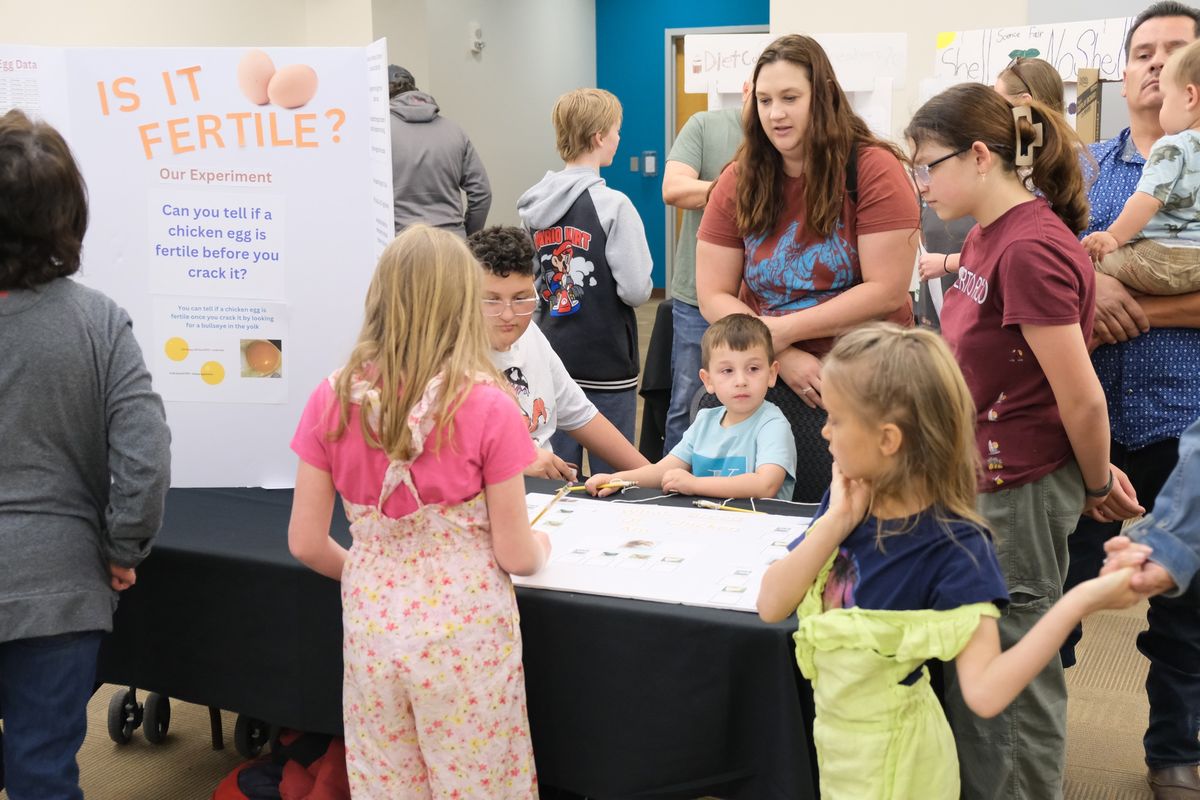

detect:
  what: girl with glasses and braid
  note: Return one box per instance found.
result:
[906,84,1143,799]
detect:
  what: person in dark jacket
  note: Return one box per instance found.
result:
[388,65,491,238]
[0,109,172,800]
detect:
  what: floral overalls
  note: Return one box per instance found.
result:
[336,371,538,799]
[794,552,1000,800]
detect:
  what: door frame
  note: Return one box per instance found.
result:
[662,24,768,298]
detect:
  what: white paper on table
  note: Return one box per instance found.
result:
[515,493,812,613]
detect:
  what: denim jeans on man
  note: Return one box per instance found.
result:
[0,630,103,800]
[1063,417,1200,769]
[663,300,710,457]
[549,388,637,476]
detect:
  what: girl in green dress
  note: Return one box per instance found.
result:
[758,323,1143,799]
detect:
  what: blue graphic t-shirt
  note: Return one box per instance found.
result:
[670,401,797,500]
[696,146,920,356]
[789,494,1009,614]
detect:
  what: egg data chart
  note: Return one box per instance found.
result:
[512,493,812,612]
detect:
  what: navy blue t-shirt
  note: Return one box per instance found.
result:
[790,495,1010,613]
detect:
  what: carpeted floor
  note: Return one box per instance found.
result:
[1063,603,1155,799]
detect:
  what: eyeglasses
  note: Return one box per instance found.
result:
[910,148,970,186]
[481,297,539,317]
[1004,57,1035,97]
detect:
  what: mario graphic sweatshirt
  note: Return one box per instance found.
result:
[517,167,653,392]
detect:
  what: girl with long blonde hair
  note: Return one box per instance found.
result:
[758,323,1139,800]
[288,224,549,799]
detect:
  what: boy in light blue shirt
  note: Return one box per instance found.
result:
[587,314,796,500]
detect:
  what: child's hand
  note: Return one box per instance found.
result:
[918,252,954,280]
[1100,535,1153,574]
[585,472,616,496]
[528,448,577,482]
[661,468,698,495]
[1075,566,1141,612]
[1103,536,1177,596]
[1084,465,1144,523]
[1082,231,1119,261]
[824,462,869,533]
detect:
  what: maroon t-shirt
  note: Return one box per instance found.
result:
[941,198,1096,493]
[698,146,919,356]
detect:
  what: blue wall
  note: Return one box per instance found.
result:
[595,0,768,289]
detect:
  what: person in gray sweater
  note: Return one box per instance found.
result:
[0,109,171,800]
[388,65,491,238]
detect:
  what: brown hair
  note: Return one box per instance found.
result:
[823,322,985,542]
[1126,1,1200,62]
[700,313,775,367]
[552,88,622,162]
[332,225,504,461]
[1166,38,1200,90]
[997,58,1065,114]
[467,225,536,278]
[0,109,89,290]
[736,34,906,239]
[905,83,1090,234]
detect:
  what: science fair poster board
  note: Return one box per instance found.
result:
[0,42,394,487]
[512,493,813,613]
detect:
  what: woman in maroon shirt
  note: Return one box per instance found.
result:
[906,83,1142,800]
[695,34,919,409]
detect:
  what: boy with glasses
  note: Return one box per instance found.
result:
[469,226,648,481]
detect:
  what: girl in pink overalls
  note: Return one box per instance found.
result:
[288,224,551,799]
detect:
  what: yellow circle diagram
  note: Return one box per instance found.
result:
[200,361,226,385]
[164,337,190,362]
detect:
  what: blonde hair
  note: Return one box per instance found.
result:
[823,323,985,541]
[996,58,1065,114]
[1166,39,1200,91]
[332,225,503,461]
[553,88,622,162]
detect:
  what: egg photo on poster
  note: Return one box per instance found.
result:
[241,339,283,378]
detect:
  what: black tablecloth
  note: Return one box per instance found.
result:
[98,482,817,799]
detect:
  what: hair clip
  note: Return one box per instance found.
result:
[1011,105,1043,167]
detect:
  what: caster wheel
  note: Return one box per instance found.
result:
[106,688,141,744]
[233,714,269,759]
[142,692,171,744]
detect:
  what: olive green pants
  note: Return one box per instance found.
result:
[944,461,1084,800]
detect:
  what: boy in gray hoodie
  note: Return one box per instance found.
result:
[516,88,653,475]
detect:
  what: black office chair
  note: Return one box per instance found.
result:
[690,382,832,503]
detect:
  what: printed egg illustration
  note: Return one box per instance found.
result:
[267,64,318,109]
[237,49,276,105]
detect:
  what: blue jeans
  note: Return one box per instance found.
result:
[0,630,103,799]
[549,388,637,476]
[663,301,710,457]
[1062,436,1200,769]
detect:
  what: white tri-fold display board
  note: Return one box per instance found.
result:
[0,40,395,488]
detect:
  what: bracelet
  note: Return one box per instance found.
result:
[1085,470,1114,498]
[943,254,952,274]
